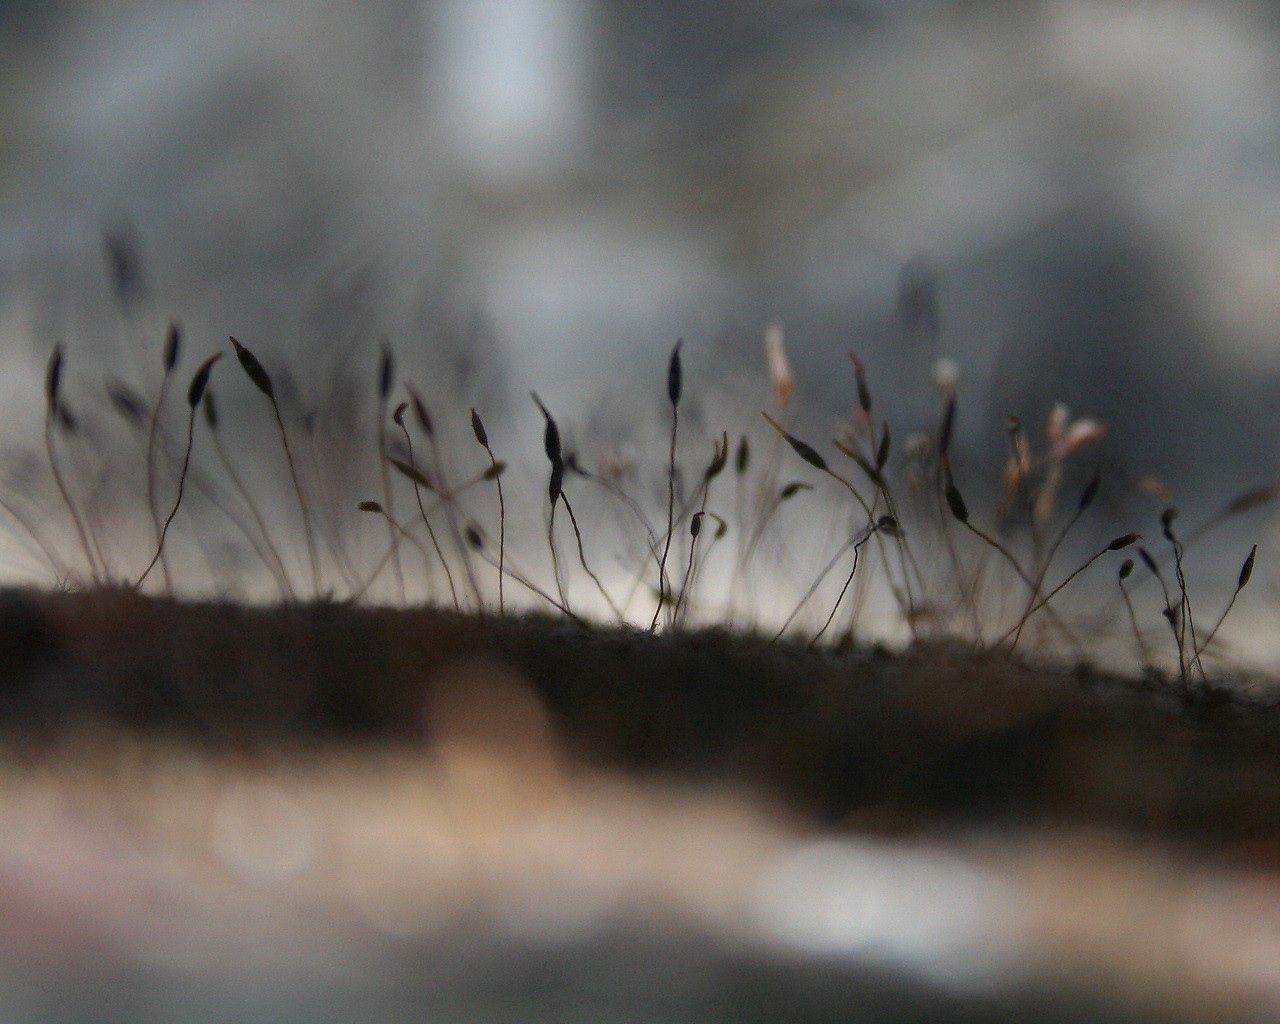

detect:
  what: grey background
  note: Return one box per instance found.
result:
[1,1,1277,639]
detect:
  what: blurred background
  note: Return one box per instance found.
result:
[6,6,1280,1020]
[1,0,1279,639]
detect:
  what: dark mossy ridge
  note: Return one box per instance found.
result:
[4,586,1279,851]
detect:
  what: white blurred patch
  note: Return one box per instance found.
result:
[429,0,591,179]
[753,838,1024,989]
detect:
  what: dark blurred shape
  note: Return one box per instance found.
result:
[54,402,77,436]
[101,222,148,309]
[0,589,56,705]
[897,254,940,345]
[106,380,147,428]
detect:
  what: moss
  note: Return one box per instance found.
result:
[2,587,1277,848]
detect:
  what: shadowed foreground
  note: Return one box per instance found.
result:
[3,588,1280,1022]
[5,588,1279,843]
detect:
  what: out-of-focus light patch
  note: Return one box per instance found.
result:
[1045,1,1280,371]
[932,355,959,394]
[1044,1,1276,120]
[752,838,1024,989]
[424,656,566,810]
[1017,830,1280,1016]
[484,815,615,945]
[212,777,317,883]
[141,740,215,842]
[45,2,243,154]
[1209,603,1280,680]
[8,736,1280,1015]
[1177,875,1280,1004]
[1197,225,1280,368]
[429,0,589,179]
[0,773,61,852]
[337,788,470,939]
[803,91,1080,283]
[765,321,793,409]
[483,212,723,386]
[486,783,787,947]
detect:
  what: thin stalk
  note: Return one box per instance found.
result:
[651,403,679,631]
[835,436,929,614]
[491,458,506,614]
[426,428,482,609]
[1170,537,1205,682]
[593,473,660,556]
[1011,480,1096,648]
[209,427,295,600]
[852,469,921,634]
[673,462,719,624]
[76,465,115,584]
[810,533,873,649]
[825,469,913,630]
[145,372,173,590]
[396,422,459,611]
[1195,546,1256,662]
[349,542,397,604]
[562,494,623,621]
[935,464,981,638]
[740,494,781,569]
[0,495,69,580]
[760,412,909,629]
[419,468,502,515]
[592,473,664,611]
[682,517,728,621]
[1142,548,1187,687]
[271,400,321,596]
[547,505,569,611]
[958,518,1078,650]
[153,409,292,600]
[772,534,858,642]
[137,405,198,588]
[997,536,1138,648]
[366,505,439,584]
[303,430,361,594]
[1119,581,1150,670]
[1195,592,1240,660]
[378,399,405,603]
[466,521,588,628]
[729,462,747,621]
[470,411,505,615]
[44,410,99,584]
[674,516,702,625]
[475,548,587,628]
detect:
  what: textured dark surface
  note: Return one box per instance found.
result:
[5,588,1279,849]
